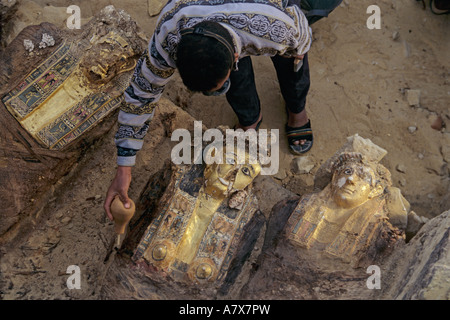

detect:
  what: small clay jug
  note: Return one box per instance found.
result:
[110,196,135,234]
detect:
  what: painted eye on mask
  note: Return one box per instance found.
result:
[242,167,250,176]
[343,168,354,175]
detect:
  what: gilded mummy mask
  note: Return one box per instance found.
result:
[203,145,261,198]
[330,152,383,209]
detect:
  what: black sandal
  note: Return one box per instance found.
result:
[430,0,450,14]
[285,120,313,155]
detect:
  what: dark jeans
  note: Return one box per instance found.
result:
[297,0,343,25]
[226,53,310,126]
[225,0,345,126]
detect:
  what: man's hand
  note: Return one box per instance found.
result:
[281,53,305,60]
[104,166,132,221]
[293,54,305,63]
[280,53,305,72]
[293,54,305,72]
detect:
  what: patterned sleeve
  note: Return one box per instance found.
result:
[115,35,175,166]
[285,3,312,57]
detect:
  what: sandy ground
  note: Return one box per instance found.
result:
[0,0,449,300]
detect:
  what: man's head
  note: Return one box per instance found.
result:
[176,21,236,93]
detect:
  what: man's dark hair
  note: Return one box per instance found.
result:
[176,21,234,92]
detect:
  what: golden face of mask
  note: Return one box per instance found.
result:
[330,162,381,209]
[204,150,261,198]
[80,32,136,85]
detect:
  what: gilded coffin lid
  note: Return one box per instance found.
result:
[1,30,137,150]
[133,164,260,283]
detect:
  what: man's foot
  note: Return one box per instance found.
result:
[286,109,313,155]
[431,0,450,14]
[287,109,309,146]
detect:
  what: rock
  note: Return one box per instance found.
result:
[406,211,429,239]
[346,134,387,162]
[148,0,165,17]
[425,154,446,175]
[408,126,417,134]
[430,115,444,131]
[38,33,54,49]
[396,164,406,173]
[23,39,34,52]
[314,134,387,189]
[403,40,411,58]
[291,156,315,174]
[61,217,72,225]
[273,169,287,180]
[385,186,410,229]
[392,30,400,41]
[405,89,421,107]
[382,211,450,299]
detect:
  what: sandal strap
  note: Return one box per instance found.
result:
[286,120,313,143]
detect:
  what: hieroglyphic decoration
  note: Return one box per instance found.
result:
[35,93,124,149]
[2,41,77,119]
[2,34,136,150]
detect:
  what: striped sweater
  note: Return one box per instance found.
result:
[115,0,312,166]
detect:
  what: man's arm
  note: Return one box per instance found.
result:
[115,35,175,167]
[104,35,175,219]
